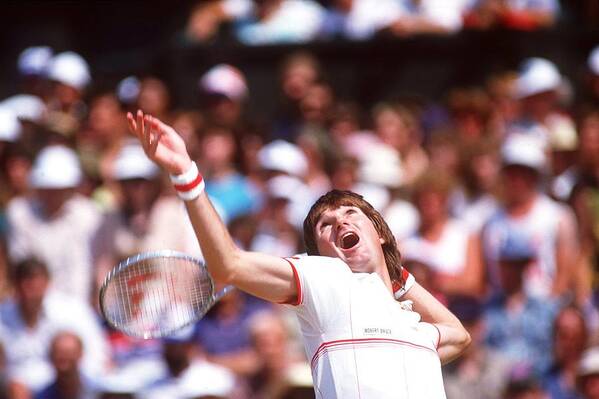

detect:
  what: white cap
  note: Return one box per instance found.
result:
[0,106,21,142]
[258,139,308,177]
[29,145,82,189]
[578,346,599,377]
[1,94,46,122]
[358,143,403,188]
[112,142,159,180]
[588,45,599,76]
[46,51,91,90]
[516,57,561,99]
[501,134,547,172]
[18,46,53,76]
[199,64,248,100]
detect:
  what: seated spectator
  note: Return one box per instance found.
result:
[136,76,171,123]
[503,364,550,399]
[45,52,91,122]
[245,310,311,399]
[581,45,599,111]
[35,331,98,399]
[443,296,512,399]
[387,0,468,36]
[543,306,587,399]
[577,346,599,399]
[481,135,578,300]
[235,0,325,46]
[6,145,104,303]
[451,138,500,233]
[400,170,484,298]
[484,230,562,376]
[320,0,402,41]
[194,289,271,376]
[141,326,236,399]
[16,46,53,100]
[464,0,560,30]
[0,259,109,396]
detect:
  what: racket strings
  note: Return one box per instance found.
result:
[101,255,215,338]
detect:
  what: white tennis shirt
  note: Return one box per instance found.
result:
[285,255,446,398]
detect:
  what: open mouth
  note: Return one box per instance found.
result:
[340,232,360,250]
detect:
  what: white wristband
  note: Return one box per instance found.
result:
[394,271,415,300]
[170,161,205,201]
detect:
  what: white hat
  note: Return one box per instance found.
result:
[516,58,562,99]
[29,145,82,189]
[18,46,53,76]
[1,94,46,122]
[46,51,91,90]
[501,134,547,172]
[0,106,21,142]
[578,347,599,377]
[112,142,159,180]
[258,139,308,177]
[358,143,403,188]
[589,45,599,76]
[199,64,248,100]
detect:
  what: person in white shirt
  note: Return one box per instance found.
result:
[126,110,471,398]
[0,259,109,397]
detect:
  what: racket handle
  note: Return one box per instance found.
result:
[213,285,235,301]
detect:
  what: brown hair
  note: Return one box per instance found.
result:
[303,190,403,283]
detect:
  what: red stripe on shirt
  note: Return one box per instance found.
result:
[310,337,438,369]
[280,257,302,306]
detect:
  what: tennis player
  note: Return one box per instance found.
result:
[127,110,470,398]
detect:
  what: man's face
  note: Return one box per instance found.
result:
[314,206,385,273]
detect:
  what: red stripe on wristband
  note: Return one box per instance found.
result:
[173,173,203,192]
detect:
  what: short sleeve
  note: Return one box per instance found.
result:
[417,322,441,350]
[283,255,351,331]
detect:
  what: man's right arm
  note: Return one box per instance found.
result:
[128,111,298,304]
[403,283,471,364]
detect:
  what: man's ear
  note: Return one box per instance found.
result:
[379,237,386,245]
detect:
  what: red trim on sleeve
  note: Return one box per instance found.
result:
[173,173,203,192]
[432,324,441,350]
[280,258,302,306]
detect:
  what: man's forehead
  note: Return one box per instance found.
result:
[317,205,362,220]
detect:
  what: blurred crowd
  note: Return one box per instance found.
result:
[1,6,599,398]
[184,0,565,45]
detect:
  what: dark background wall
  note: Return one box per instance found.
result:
[1,1,598,122]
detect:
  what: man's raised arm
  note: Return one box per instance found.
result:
[127,110,297,304]
[403,283,471,364]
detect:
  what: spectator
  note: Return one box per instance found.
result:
[464,0,560,30]
[6,145,103,303]
[199,64,248,131]
[199,125,260,222]
[235,0,325,45]
[481,135,579,300]
[583,45,599,111]
[388,0,469,36]
[443,296,512,399]
[509,58,576,154]
[319,0,402,40]
[484,228,561,376]
[16,46,53,101]
[543,306,587,399]
[0,259,109,396]
[35,331,97,399]
[136,76,171,122]
[45,52,91,122]
[577,346,599,399]
[141,326,236,398]
[246,310,311,399]
[400,169,484,298]
[451,138,500,233]
[194,289,271,376]
[503,364,549,399]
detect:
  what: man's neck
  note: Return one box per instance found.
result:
[57,371,81,399]
[506,193,538,217]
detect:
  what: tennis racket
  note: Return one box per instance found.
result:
[99,250,234,339]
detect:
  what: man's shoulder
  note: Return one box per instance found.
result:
[286,254,349,269]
